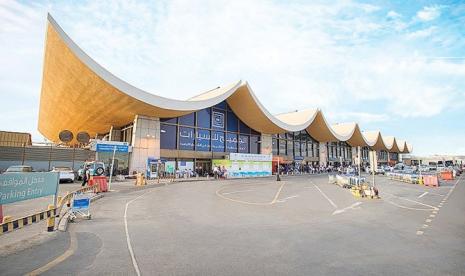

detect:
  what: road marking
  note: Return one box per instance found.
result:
[418,192,428,198]
[416,230,424,235]
[332,202,362,215]
[222,189,255,195]
[276,195,299,203]
[429,214,435,218]
[125,190,155,276]
[270,182,287,204]
[384,192,438,211]
[422,224,429,228]
[426,219,432,223]
[313,183,338,209]
[26,230,77,275]
[216,182,286,206]
[384,199,434,211]
[432,211,438,214]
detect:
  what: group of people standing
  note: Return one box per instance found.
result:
[276,163,359,175]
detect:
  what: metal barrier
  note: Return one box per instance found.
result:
[0,185,100,235]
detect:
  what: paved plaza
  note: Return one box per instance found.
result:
[1,174,464,275]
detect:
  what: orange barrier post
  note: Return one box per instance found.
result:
[90,176,108,192]
[440,171,453,181]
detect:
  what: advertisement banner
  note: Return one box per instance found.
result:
[213,159,272,178]
[0,172,59,205]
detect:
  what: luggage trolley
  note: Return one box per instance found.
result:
[69,193,92,221]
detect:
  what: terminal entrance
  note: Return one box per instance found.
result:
[195,159,211,177]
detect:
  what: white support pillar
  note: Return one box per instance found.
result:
[369,150,378,171]
[319,142,328,166]
[260,134,272,155]
[129,115,160,174]
[351,146,357,165]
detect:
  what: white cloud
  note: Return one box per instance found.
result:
[387,10,401,19]
[406,26,437,39]
[416,5,442,21]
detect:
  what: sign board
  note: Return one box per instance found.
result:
[213,159,272,178]
[229,153,272,162]
[0,172,59,205]
[96,143,129,153]
[212,111,225,129]
[72,194,91,210]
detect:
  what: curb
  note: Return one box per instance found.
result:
[57,193,104,232]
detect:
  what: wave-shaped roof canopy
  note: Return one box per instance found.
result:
[38,14,410,153]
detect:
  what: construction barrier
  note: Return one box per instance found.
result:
[423,175,439,187]
[440,171,454,181]
[89,176,108,192]
[0,185,99,235]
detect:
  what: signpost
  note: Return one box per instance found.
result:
[0,172,59,205]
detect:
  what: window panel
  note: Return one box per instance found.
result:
[238,135,249,153]
[239,121,251,134]
[160,124,176,149]
[179,126,195,150]
[250,135,260,154]
[227,111,238,132]
[279,139,286,155]
[179,113,195,126]
[160,118,177,124]
[211,131,225,152]
[196,129,210,151]
[196,108,211,128]
[272,138,278,155]
[226,133,238,152]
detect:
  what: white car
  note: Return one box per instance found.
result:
[52,166,75,183]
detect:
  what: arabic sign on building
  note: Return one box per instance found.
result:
[0,172,59,205]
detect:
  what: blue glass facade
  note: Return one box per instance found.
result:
[271,131,319,158]
[160,101,261,154]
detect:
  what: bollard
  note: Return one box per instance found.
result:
[65,191,71,207]
[46,204,55,232]
[0,205,2,224]
[57,196,63,206]
[3,215,13,232]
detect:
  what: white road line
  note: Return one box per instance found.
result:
[418,192,428,198]
[384,192,438,210]
[313,183,338,209]
[416,230,424,235]
[332,202,362,215]
[125,190,154,276]
[276,195,299,203]
[222,189,256,195]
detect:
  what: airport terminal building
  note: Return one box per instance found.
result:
[38,15,411,176]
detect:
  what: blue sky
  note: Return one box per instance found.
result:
[1,0,464,155]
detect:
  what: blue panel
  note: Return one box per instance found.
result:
[214,100,227,110]
[196,129,210,151]
[212,109,225,129]
[239,121,250,134]
[238,135,249,153]
[179,127,195,150]
[226,133,238,152]
[196,108,211,128]
[179,112,195,126]
[160,124,177,149]
[211,131,225,152]
[227,111,238,132]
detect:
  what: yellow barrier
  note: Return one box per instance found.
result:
[0,185,99,235]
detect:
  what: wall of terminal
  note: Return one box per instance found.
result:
[271,132,319,161]
[159,101,261,155]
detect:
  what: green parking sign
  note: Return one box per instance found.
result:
[0,172,59,205]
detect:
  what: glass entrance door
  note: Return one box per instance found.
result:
[195,159,211,177]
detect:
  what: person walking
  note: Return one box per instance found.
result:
[82,165,90,187]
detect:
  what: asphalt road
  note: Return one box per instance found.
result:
[1,174,464,275]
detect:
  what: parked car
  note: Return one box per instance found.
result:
[4,165,33,173]
[77,161,105,180]
[51,166,75,183]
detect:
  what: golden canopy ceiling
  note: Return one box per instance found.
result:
[38,14,410,153]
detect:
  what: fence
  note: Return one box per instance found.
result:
[0,144,95,173]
